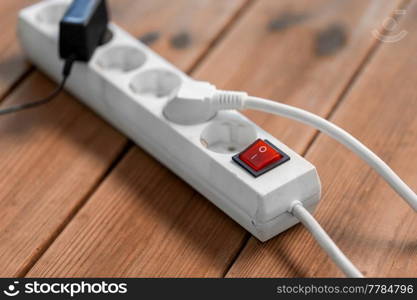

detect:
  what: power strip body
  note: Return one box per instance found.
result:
[18,0,321,241]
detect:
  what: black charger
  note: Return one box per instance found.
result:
[60,0,109,62]
[0,0,109,116]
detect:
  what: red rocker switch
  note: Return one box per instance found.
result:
[233,139,290,177]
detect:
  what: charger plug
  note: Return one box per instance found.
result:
[59,0,109,61]
[0,0,110,116]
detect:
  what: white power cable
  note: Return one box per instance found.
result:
[242,96,417,212]
[290,201,363,278]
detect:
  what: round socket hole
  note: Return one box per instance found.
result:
[36,3,68,26]
[130,69,182,99]
[200,119,257,154]
[96,46,146,73]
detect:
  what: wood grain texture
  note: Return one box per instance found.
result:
[0,0,248,276]
[109,0,251,71]
[227,0,417,277]
[0,1,35,98]
[0,73,125,277]
[27,148,245,277]
[27,0,402,277]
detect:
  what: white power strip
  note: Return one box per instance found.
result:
[18,0,321,242]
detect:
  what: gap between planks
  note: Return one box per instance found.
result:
[17,141,134,277]
[221,0,413,277]
[17,0,257,277]
[186,0,255,74]
[23,0,409,277]
[0,67,34,105]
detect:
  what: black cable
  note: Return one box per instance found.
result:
[0,57,75,116]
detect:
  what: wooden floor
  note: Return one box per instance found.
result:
[0,0,416,277]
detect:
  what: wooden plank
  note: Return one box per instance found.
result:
[227,1,417,277]
[0,0,248,277]
[27,0,401,277]
[0,1,36,98]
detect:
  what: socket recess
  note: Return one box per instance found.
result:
[200,115,258,154]
[18,0,321,241]
[96,45,146,73]
[130,69,182,99]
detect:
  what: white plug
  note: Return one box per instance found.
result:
[163,81,246,125]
